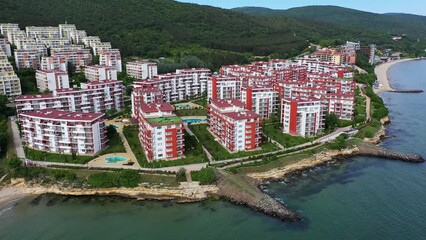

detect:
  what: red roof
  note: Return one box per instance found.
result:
[21,109,104,121]
[222,110,261,120]
[16,94,54,100]
[140,102,174,113]
[210,99,245,109]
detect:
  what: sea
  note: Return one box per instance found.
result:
[1,60,426,240]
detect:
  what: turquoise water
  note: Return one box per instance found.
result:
[183,118,207,123]
[105,156,127,163]
[1,60,426,239]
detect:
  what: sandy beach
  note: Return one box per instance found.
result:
[374,58,413,95]
[0,186,30,207]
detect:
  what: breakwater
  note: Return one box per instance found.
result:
[215,169,301,222]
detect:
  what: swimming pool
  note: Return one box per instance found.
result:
[105,156,127,163]
[183,118,207,123]
[113,125,119,129]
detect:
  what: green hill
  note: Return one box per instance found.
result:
[1,1,426,68]
[233,6,426,39]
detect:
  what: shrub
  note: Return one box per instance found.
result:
[191,168,216,185]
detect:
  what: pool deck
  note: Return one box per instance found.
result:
[87,120,141,170]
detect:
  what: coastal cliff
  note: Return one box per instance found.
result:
[5,178,219,203]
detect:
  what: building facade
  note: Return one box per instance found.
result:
[281,98,322,137]
[133,68,211,102]
[0,49,22,98]
[131,86,163,118]
[137,103,185,161]
[99,49,122,72]
[126,61,158,80]
[16,80,124,118]
[20,110,107,155]
[84,65,117,82]
[208,99,262,152]
[36,70,70,92]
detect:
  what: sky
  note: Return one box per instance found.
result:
[178,0,426,16]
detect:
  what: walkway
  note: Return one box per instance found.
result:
[10,119,25,159]
[358,84,372,121]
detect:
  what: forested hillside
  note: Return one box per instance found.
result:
[2,0,425,68]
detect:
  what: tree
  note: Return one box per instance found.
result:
[325,112,339,132]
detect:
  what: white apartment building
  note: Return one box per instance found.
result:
[20,110,107,155]
[240,85,278,119]
[92,42,111,56]
[58,24,77,38]
[0,23,20,36]
[99,49,122,72]
[84,65,117,82]
[14,49,40,69]
[82,36,101,48]
[25,26,60,39]
[0,38,11,56]
[16,80,124,117]
[51,49,92,69]
[69,30,87,44]
[133,68,211,102]
[36,38,72,48]
[36,70,70,92]
[9,31,29,46]
[0,49,21,98]
[41,56,68,71]
[126,61,158,80]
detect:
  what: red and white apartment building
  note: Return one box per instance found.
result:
[126,61,158,80]
[16,80,124,118]
[133,68,211,102]
[207,76,241,100]
[281,97,322,137]
[20,110,107,155]
[136,102,185,161]
[240,85,278,119]
[208,99,262,152]
[84,65,117,82]
[36,70,70,91]
[208,58,355,137]
[99,49,122,72]
[131,86,163,118]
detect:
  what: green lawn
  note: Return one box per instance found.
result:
[189,124,279,161]
[176,108,207,116]
[24,147,94,164]
[192,98,207,108]
[263,123,312,148]
[123,126,206,168]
